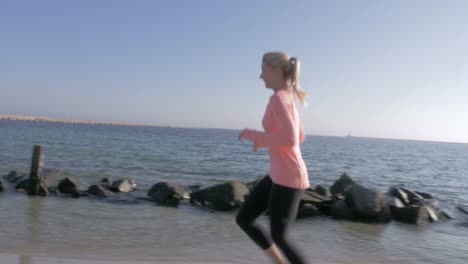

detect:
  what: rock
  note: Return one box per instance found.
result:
[390,205,429,225]
[3,170,27,183]
[314,185,331,198]
[330,173,355,199]
[87,185,115,198]
[190,181,250,211]
[424,203,451,221]
[385,194,405,208]
[245,175,265,192]
[425,205,440,222]
[57,177,87,194]
[100,178,112,188]
[376,205,392,222]
[15,179,29,191]
[388,187,433,206]
[301,189,331,209]
[301,189,335,215]
[388,187,411,206]
[414,191,433,199]
[148,182,190,206]
[48,186,59,195]
[330,200,355,220]
[458,206,468,215]
[15,179,48,195]
[345,184,392,222]
[108,178,136,193]
[297,203,321,218]
[388,188,447,223]
[400,187,425,204]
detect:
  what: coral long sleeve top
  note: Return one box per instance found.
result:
[243,90,310,189]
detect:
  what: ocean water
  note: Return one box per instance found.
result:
[1,120,468,264]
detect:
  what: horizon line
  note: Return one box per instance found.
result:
[1,114,466,145]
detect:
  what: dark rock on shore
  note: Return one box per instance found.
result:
[330,173,355,199]
[390,205,430,225]
[345,184,392,223]
[301,189,331,213]
[388,187,412,206]
[3,170,28,183]
[15,178,48,195]
[148,182,190,206]
[302,189,331,204]
[0,167,452,226]
[400,187,426,204]
[100,178,112,188]
[297,203,321,218]
[58,177,88,195]
[47,186,59,195]
[297,189,331,218]
[414,191,432,199]
[387,186,448,224]
[396,187,428,205]
[88,185,115,198]
[330,200,356,220]
[314,185,331,198]
[15,179,29,191]
[458,206,468,215]
[108,178,136,193]
[388,187,434,207]
[190,181,250,211]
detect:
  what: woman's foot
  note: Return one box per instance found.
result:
[265,243,287,264]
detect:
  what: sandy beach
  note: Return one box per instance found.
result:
[0,253,243,264]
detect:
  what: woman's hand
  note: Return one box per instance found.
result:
[239,129,252,141]
[239,129,260,152]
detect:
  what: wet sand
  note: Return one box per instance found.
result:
[0,253,245,264]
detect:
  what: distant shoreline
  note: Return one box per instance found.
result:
[0,114,162,128]
[1,114,467,145]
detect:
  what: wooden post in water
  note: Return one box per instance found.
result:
[28,145,44,196]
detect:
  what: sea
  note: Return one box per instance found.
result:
[1,120,468,264]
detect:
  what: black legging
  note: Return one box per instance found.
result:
[236,175,307,264]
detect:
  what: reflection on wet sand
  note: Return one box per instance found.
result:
[20,197,42,264]
[19,255,31,264]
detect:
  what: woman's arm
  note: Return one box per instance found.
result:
[239,95,298,151]
[299,123,305,143]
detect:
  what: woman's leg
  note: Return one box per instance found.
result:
[237,176,287,263]
[236,175,274,250]
[269,184,307,264]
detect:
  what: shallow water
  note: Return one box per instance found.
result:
[1,120,468,263]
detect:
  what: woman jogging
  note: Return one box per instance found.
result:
[237,51,310,264]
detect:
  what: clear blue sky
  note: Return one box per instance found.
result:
[1,0,467,143]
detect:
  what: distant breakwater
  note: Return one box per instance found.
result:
[0,114,167,128]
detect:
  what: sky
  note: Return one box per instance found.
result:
[1,0,467,143]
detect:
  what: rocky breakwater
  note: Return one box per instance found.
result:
[1,170,456,226]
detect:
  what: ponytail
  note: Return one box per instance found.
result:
[289,57,307,106]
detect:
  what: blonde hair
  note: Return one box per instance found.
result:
[262,51,307,105]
